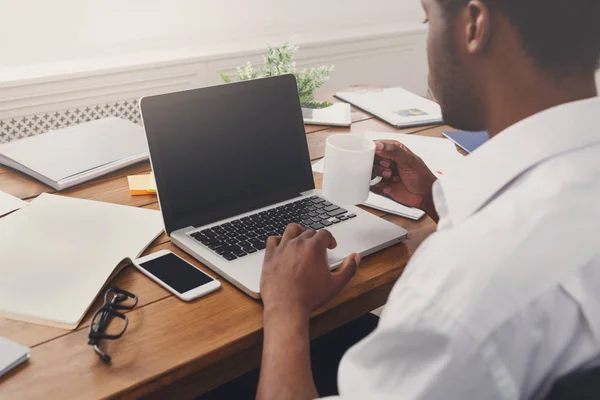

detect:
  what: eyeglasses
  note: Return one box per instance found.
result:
[88,287,138,363]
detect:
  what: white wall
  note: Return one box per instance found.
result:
[0,0,430,125]
[1,0,425,67]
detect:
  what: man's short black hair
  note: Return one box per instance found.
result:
[439,0,600,77]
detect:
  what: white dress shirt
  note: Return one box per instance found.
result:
[328,97,600,400]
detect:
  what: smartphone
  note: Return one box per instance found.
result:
[133,250,221,301]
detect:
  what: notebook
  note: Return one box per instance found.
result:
[442,130,489,153]
[335,87,443,129]
[302,103,352,127]
[0,190,27,217]
[0,118,149,191]
[0,337,30,378]
[0,193,163,329]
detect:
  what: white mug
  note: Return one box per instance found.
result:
[321,134,382,205]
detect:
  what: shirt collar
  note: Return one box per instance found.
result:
[438,96,600,223]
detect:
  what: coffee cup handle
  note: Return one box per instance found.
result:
[370,176,383,187]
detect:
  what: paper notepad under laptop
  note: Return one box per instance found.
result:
[312,132,464,220]
[0,117,149,191]
[335,87,443,129]
[0,193,163,329]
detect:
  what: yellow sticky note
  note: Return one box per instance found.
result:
[147,172,157,193]
[127,174,152,196]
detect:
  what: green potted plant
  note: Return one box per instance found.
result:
[220,42,334,109]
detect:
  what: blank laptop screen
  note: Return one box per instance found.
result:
[141,75,314,234]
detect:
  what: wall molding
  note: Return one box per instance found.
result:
[0,24,428,143]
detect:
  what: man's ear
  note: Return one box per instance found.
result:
[462,0,492,55]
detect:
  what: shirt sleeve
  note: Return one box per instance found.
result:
[328,284,512,400]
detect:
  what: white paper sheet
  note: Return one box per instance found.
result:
[0,190,27,217]
[312,132,464,219]
[312,158,425,220]
[362,131,464,177]
[0,193,163,328]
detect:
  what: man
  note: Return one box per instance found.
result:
[257,0,600,399]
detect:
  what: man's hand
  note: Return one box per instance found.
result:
[372,140,439,222]
[260,224,361,317]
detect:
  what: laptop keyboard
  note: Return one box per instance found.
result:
[189,196,356,261]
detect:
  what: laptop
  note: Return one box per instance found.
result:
[140,75,408,298]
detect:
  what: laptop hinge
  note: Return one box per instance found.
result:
[300,188,320,196]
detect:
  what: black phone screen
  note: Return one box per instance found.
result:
[139,253,214,294]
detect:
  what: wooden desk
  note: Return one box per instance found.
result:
[0,88,450,399]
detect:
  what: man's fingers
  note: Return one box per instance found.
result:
[371,180,394,197]
[313,229,338,250]
[265,236,282,254]
[331,253,360,293]
[281,223,304,241]
[374,140,417,167]
[372,165,394,179]
[299,229,317,240]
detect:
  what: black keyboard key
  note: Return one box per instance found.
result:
[348,213,357,218]
[324,205,339,212]
[316,209,329,215]
[244,247,257,254]
[300,214,310,220]
[216,247,233,255]
[306,206,316,211]
[308,211,318,217]
[338,215,348,221]
[328,208,348,217]
[258,235,269,242]
[226,238,238,245]
[222,253,237,261]
[209,242,227,251]
[331,218,341,224]
[238,241,251,248]
[233,250,248,258]
[321,220,333,227]
[310,223,324,230]
[302,219,314,226]
[255,242,267,250]
[311,216,322,222]
[322,201,333,207]
[311,197,326,204]
[200,229,212,234]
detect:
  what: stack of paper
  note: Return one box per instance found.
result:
[0,118,149,191]
[0,190,27,217]
[312,132,464,219]
[0,337,30,378]
[0,193,164,329]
